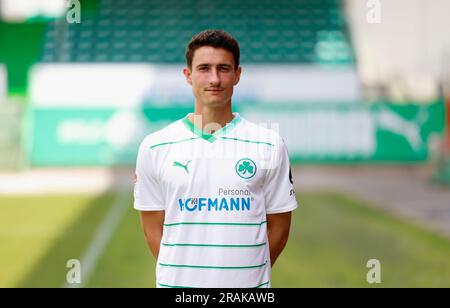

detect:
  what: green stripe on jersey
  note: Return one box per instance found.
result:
[219,136,274,147]
[159,261,267,270]
[149,137,201,149]
[157,283,195,288]
[163,221,267,227]
[162,242,267,248]
[158,280,270,288]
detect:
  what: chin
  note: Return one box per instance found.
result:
[206,100,228,107]
[201,97,226,106]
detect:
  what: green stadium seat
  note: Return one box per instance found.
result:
[40,0,354,65]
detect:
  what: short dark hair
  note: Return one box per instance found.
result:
[185,29,240,70]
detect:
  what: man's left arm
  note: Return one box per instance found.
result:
[267,211,292,267]
[263,136,298,268]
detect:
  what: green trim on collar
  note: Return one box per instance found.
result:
[182,113,241,143]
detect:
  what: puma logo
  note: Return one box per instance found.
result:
[173,160,191,174]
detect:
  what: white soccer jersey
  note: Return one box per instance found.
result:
[134,112,298,288]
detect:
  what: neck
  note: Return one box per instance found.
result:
[189,101,234,134]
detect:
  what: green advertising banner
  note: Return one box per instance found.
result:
[26,101,445,166]
[240,101,445,163]
[26,107,193,166]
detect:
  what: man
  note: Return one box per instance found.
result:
[134,30,298,288]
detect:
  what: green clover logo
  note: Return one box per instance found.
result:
[239,161,254,175]
[235,158,257,179]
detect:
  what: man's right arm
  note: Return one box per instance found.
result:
[139,210,165,259]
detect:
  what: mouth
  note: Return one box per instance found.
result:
[205,88,224,93]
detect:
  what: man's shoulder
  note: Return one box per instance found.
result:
[237,116,284,146]
[138,118,185,150]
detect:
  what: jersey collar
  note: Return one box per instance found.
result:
[182,112,242,143]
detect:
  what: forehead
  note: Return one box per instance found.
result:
[192,46,235,67]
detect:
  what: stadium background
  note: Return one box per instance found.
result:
[1,0,450,287]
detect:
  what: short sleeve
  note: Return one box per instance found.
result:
[133,139,165,211]
[263,137,298,214]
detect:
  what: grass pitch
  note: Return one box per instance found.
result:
[1,192,450,287]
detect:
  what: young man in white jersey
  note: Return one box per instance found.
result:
[134,30,298,288]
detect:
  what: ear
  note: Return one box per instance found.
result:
[183,67,192,85]
[234,66,242,86]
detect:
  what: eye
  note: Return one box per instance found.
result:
[198,66,208,71]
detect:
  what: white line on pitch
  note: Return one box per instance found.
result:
[63,191,130,288]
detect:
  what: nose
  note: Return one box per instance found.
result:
[209,68,220,86]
